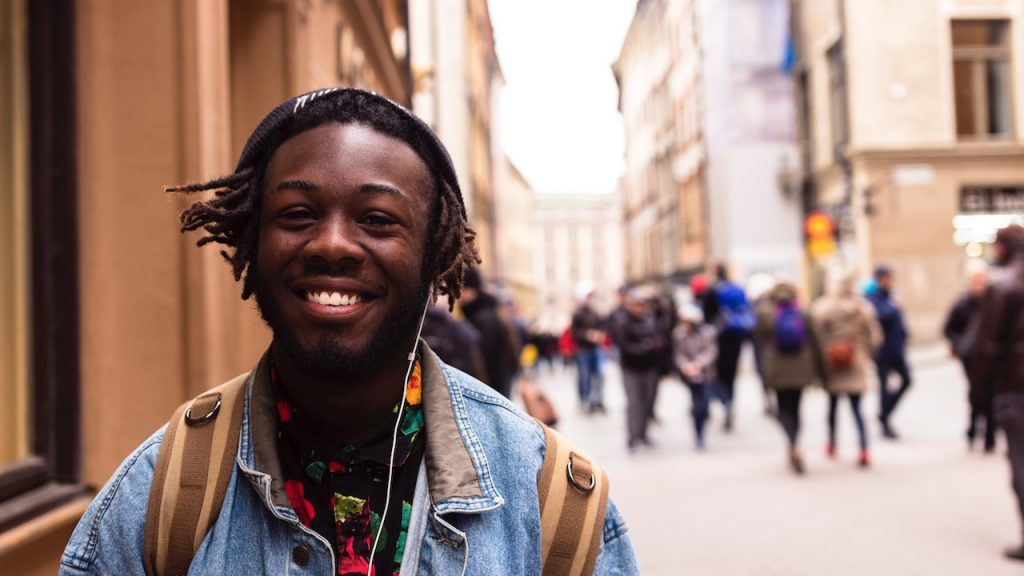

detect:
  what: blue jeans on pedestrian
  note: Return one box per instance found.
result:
[685,382,710,444]
[575,348,603,409]
[877,353,911,425]
[829,393,867,450]
[708,378,732,407]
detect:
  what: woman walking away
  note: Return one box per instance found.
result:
[811,271,883,468]
[673,305,718,450]
[754,282,820,474]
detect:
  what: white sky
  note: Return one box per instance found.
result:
[488,0,637,194]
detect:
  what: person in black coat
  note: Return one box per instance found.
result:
[459,269,518,398]
[421,304,487,381]
[610,288,667,452]
[944,263,993,452]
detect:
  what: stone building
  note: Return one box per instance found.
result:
[615,0,709,286]
[410,0,504,276]
[792,0,1024,339]
[531,193,625,333]
[495,157,537,319]
[615,0,802,289]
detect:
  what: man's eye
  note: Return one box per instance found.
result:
[362,214,397,228]
[280,208,315,221]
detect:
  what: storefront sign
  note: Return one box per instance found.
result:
[960,186,1024,213]
[892,164,934,187]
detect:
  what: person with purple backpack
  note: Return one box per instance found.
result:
[754,281,821,474]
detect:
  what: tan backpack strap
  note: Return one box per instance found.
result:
[143,372,249,576]
[537,420,610,576]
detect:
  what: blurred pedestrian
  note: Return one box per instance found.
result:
[651,291,678,423]
[943,261,994,452]
[672,304,717,450]
[755,281,820,475]
[689,274,710,308]
[747,272,779,417]
[459,269,518,398]
[607,285,630,363]
[812,270,882,468]
[867,264,911,439]
[970,224,1024,562]
[611,287,666,452]
[525,326,556,375]
[571,287,607,413]
[421,303,486,380]
[703,263,754,431]
[558,325,576,367]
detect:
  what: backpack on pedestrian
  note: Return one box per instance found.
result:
[716,282,755,334]
[773,303,807,354]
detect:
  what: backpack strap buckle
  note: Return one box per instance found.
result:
[184,394,222,427]
[566,455,596,493]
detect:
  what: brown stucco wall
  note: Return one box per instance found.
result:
[6,0,410,568]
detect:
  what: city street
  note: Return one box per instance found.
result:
[526,346,1020,575]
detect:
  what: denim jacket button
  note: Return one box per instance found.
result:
[293,545,311,566]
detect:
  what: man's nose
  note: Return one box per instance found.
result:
[302,217,366,265]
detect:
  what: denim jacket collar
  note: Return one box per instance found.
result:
[236,343,505,515]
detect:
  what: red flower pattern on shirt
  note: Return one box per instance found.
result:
[284,480,315,527]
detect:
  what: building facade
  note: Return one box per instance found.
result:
[0,0,410,572]
[615,0,800,290]
[532,193,625,333]
[793,0,1024,339]
[495,157,537,319]
[615,0,707,286]
[409,0,504,276]
[700,0,803,284]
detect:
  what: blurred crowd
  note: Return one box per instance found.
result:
[423,224,1024,563]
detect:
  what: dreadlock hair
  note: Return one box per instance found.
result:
[167,88,480,309]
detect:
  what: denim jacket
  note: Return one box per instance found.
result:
[59,345,639,575]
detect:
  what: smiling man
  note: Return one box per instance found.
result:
[59,89,638,576]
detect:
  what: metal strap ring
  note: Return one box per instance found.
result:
[566,456,596,493]
[184,396,222,427]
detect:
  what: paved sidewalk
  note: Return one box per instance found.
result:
[523,346,1020,575]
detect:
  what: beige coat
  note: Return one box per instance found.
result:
[810,289,882,395]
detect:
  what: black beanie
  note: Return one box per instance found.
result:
[233,87,467,219]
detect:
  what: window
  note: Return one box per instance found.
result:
[0,0,84,532]
[952,20,1013,139]
[826,39,849,156]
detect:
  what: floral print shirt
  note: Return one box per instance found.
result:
[272,361,425,576]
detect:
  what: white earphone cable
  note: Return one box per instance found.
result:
[366,294,431,575]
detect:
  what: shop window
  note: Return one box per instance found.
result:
[952,20,1013,139]
[0,0,84,532]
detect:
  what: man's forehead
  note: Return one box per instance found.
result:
[265,122,433,186]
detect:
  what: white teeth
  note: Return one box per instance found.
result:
[306,291,362,307]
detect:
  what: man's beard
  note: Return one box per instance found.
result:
[252,263,432,381]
